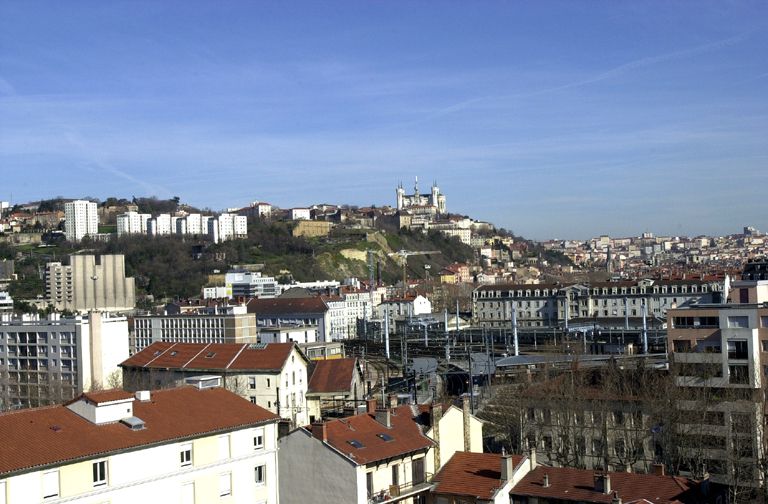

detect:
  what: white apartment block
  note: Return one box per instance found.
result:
[64,200,98,242]
[0,385,280,504]
[45,254,136,313]
[210,213,248,243]
[0,291,12,313]
[290,208,311,221]
[116,211,151,237]
[148,213,173,236]
[0,312,129,409]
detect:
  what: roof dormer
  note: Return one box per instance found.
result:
[66,390,138,425]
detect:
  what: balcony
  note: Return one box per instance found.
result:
[368,473,433,504]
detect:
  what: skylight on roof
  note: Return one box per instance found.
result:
[377,433,394,442]
[170,351,178,356]
[205,352,216,358]
[347,439,364,449]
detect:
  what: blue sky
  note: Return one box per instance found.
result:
[1,1,766,240]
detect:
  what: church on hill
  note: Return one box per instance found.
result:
[395,177,447,215]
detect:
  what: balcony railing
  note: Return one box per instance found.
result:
[368,473,434,503]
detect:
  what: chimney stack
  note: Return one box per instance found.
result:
[611,491,622,504]
[501,454,515,482]
[388,393,398,409]
[529,447,537,470]
[375,408,392,428]
[543,473,550,488]
[432,403,443,472]
[595,474,611,495]
[652,463,665,476]
[462,395,471,451]
[366,398,377,415]
[312,421,327,442]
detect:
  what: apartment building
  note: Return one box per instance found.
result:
[306,357,364,422]
[116,211,151,236]
[225,270,279,299]
[473,279,721,329]
[121,341,310,427]
[667,277,768,488]
[0,312,129,409]
[132,307,257,353]
[0,385,280,504]
[210,213,248,243]
[45,254,136,313]
[0,292,12,313]
[248,297,331,342]
[279,399,435,504]
[64,200,98,242]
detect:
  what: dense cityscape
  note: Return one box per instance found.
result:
[2,2,767,504]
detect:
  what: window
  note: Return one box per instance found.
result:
[727,316,750,328]
[254,465,266,485]
[727,340,749,360]
[729,365,750,385]
[366,472,374,497]
[392,463,399,487]
[180,443,192,467]
[0,481,5,504]
[762,340,768,352]
[253,428,264,449]
[92,460,107,487]
[219,473,232,497]
[266,378,270,388]
[250,396,257,404]
[249,376,256,390]
[219,434,230,460]
[43,471,59,499]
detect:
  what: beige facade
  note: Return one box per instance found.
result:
[46,254,136,313]
[292,220,333,238]
[132,311,258,353]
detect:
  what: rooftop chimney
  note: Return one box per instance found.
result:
[375,408,392,428]
[652,463,665,476]
[543,473,550,488]
[388,393,398,409]
[501,454,515,482]
[366,398,377,415]
[611,491,622,504]
[462,395,471,451]
[432,403,443,472]
[135,390,151,402]
[312,421,327,442]
[529,447,537,470]
[595,474,611,495]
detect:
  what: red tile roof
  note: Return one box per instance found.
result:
[308,358,358,394]
[78,390,135,404]
[247,297,328,314]
[307,405,434,465]
[513,466,703,504]
[120,342,300,372]
[0,386,278,476]
[433,452,523,500]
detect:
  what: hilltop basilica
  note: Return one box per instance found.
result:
[395,177,446,215]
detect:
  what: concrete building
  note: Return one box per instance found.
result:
[121,341,310,427]
[210,213,248,243]
[258,325,318,345]
[378,295,433,322]
[131,307,258,353]
[667,278,768,488]
[45,254,136,313]
[116,211,151,237]
[148,213,172,236]
[0,291,12,313]
[226,270,279,299]
[0,385,280,504]
[248,297,331,342]
[0,312,129,409]
[64,200,98,242]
